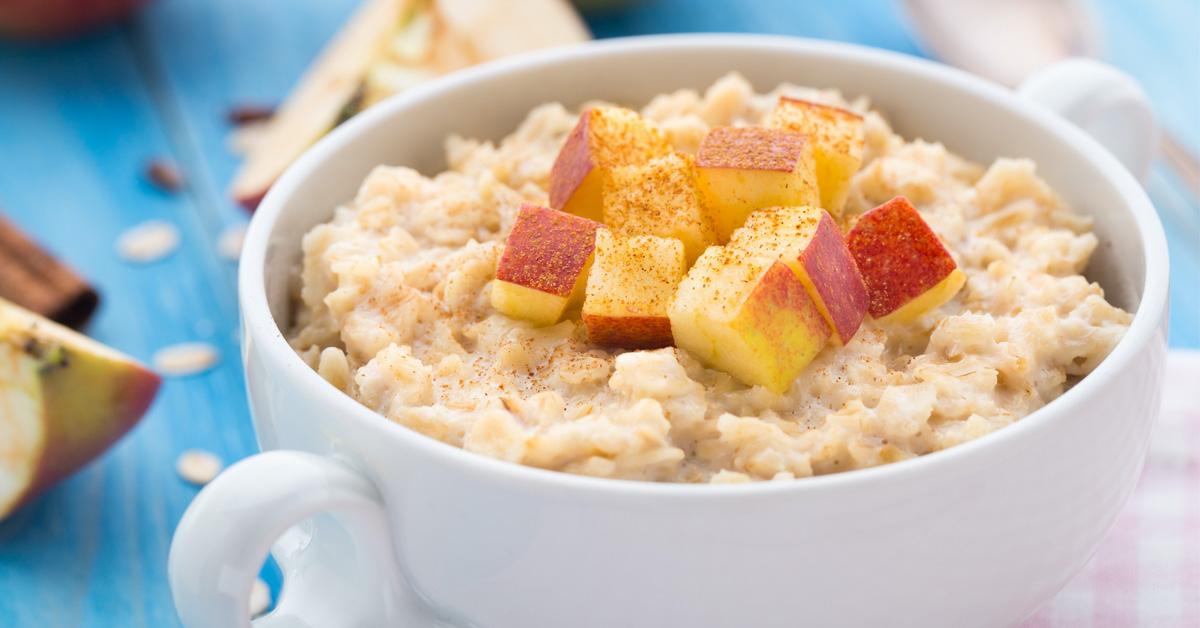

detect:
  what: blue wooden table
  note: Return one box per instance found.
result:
[0,1,1195,625]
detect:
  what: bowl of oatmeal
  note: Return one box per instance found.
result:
[171,36,1168,628]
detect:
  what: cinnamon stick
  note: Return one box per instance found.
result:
[0,214,99,328]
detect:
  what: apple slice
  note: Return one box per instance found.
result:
[728,206,868,345]
[549,106,672,222]
[582,231,685,349]
[0,298,161,518]
[669,246,831,392]
[694,126,820,241]
[229,0,409,210]
[767,97,865,220]
[845,196,966,323]
[436,0,589,61]
[231,0,591,211]
[491,204,603,326]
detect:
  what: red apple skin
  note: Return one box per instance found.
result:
[12,365,161,513]
[582,314,673,350]
[236,188,268,213]
[496,204,603,297]
[797,211,869,344]
[549,110,595,211]
[845,196,959,319]
[0,0,149,40]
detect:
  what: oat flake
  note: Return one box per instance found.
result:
[117,220,180,263]
[153,342,219,376]
[176,449,223,485]
[218,225,247,261]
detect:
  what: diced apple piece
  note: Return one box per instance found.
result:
[582,231,685,349]
[0,298,161,518]
[767,97,865,220]
[669,246,831,392]
[549,106,672,222]
[491,204,602,326]
[603,152,716,263]
[845,196,965,323]
[728,206,868,345]
[694,126,820,241]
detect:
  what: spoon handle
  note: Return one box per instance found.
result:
[1160,132,1200,198]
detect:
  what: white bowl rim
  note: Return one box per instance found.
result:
[239,33,1169,499]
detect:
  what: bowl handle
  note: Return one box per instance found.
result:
[1017,57,1158,182]
[168,451,423,627]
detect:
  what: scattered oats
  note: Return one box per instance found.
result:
[116,220,180,263]
[153,342,219,376]
[249,578,271,618]
[227,121,271,157]
[217,225,247,261]
[176,449,223,485]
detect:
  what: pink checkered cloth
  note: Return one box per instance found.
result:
[1023,350,1200,627]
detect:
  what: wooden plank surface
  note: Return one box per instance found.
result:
[0,1,1195,625]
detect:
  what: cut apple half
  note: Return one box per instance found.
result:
[0,298,161,518]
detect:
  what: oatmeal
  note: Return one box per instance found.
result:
[288,73,1131,483]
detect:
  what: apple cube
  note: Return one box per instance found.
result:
[669,246,831,392]
[694,126,820,241]
[603,152,716,263]
[728,206,868,345]
[582,231,685,349]
[491,204,602,326]
[0,298,161,518]
[845,196,966,323]
[767,97,865,220]
[549,106,672,222]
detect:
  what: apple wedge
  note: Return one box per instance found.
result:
[582,231,685,349]
[728,206,868,345]
[845,196,966,323]
[229,0,410,210]
[549,106,672,221]
[231,0,590,210]
[491,204,603,326]
[694,126,820,240]
[0,298,161,518]
[604,152,716,264]
[767,97,865,220]
[669,246,831,392]
[436,0,589,61]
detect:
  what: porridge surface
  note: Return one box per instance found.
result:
[288,73,1131,483]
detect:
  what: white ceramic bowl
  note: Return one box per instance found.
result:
[170,35,1168,628]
